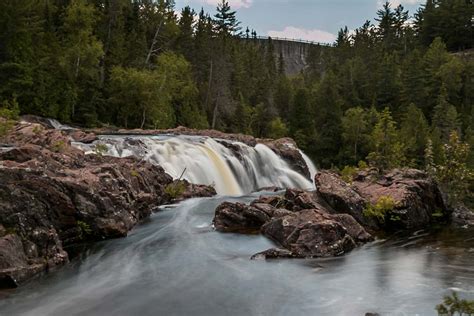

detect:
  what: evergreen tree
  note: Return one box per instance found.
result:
[432,85,460,142]
[400,103,430,166]
[214,0,241,36]
[367,107,405,170]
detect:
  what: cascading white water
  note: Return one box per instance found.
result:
[74,135,315,196]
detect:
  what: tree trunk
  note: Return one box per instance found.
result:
[145,20,163,67]
[205,60,213,112]
[212,92,219,130]
[141,108,146,129]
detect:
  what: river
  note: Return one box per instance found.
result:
[1,193,473,316]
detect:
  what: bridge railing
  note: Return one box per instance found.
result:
[240,35,334,47]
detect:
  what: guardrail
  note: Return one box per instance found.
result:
[240,35,334,47]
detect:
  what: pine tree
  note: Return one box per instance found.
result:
[214,0,241,37]
[432,84,460,142]
[400,103,429,167]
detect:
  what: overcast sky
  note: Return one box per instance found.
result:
[174,0,425,43]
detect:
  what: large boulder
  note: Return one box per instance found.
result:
[213,189,322,233]
[213,188,373,259]
[314,171,378,229]
[315,169,448,231]
[261,209,372,258]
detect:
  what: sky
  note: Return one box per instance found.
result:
[174,0,426,43]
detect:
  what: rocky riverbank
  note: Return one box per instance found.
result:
[0,121,216,288]
[213,168,450,259]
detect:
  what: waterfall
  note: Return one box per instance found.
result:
[74,135,316,196]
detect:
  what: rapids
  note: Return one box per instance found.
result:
[1,131,472,315]
[1,195,473,315]
[73,135,315,195]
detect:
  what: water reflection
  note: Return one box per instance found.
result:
[0,195,473,316]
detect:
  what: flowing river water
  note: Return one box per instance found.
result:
[1,135,473,315]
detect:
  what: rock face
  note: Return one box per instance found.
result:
[213,189,373,259]
[261,209,372,258]
[315,169,448,230]
[214,168,449,259]
[0,122,216,287]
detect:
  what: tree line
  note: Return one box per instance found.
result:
[0,1,473,182]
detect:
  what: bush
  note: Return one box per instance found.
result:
[165,181,187,199]
[427,131,473,207]
[77,220,92,238]
[52,140,66,153]
[94,143,108,156]
[363,196,397,223]
[0,98,20,137]
[341,165,358,183]
[436,292,474,316]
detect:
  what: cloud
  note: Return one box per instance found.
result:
[267,26,337,44]
[199,0,253,9]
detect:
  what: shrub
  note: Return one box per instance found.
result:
[0,98,20,137]
[77,220,92,237]
[436,292,474,316]
[94,143,108,156]
[363,196,397,223]
[341,165,358,183]
[52,140,66,153]
[165,181,186,199]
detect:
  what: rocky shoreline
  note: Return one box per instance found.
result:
[213,168,452,259]
[0,121,216,288]
[0,117,470,290]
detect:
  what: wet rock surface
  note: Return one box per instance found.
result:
[214,168,450,259]
[0,122,216,287]
[213,188,373,259]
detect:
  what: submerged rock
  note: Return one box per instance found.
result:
[0,121,216,287]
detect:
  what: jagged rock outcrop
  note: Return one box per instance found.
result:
[214,168,449,260]
[261,209,372,258]
[315,169,448,230]
[213,189,373,259]
[0,121,216,288]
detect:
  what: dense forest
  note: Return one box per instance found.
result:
[0,0,473,194]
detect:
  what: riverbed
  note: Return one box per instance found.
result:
[1,194,473,315]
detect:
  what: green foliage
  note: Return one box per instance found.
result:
[436,292,474,316]
[363,196,397,223]
[52,140,66,153]
[93,143,108,157]
[77,220,92,237]
[400,103,429,167]
[267,117,288,140]
[428,131,473,207]
[0,98,19,137]
[0,98,20,120]
[342,107,369,164]
[165,181,187,199]
[340,165,358,183]
[367,108,406,171]
[0,0,472,178]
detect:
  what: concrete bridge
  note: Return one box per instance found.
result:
[242,36,334,75]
